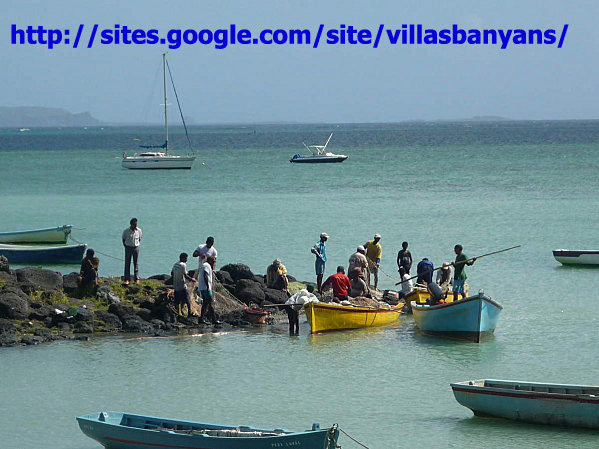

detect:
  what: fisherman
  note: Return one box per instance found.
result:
[171,252,196,317]
[416,258,434,285]
[122,217,142,285]
[451,244,477,301]
[397,267,413,300]
[364,234,382,290]
[322,266,352,302]
[349,268,370,298]
[198,255,222,325]
[348,245,369,280]
[436,262,453,295]
[79,248,99,291]
[284,284,318,335]
[396,241,413,275]
[266,258,289,294]
[193,236,217,277]
[312,232,328,294]
[425,280,445,305]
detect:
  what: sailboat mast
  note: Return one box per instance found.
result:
[163,53,168,153]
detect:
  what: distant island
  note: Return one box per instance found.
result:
[0,107,101,128]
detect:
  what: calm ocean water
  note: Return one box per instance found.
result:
[1,121,599,448]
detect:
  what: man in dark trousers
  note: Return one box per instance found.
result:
[198,255,222,325]
[122,218,142,285]
[452,244,477,301]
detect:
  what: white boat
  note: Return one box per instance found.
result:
[553,249,599,265]
[289,133,348,163]
[0,225,72,244]
[122,54,196,170]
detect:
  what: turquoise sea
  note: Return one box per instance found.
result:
[2,121,599,448]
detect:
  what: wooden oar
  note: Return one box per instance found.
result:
[394,245,521,285]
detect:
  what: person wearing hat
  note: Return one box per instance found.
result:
[435,261,453,295]
[266,258,289,293]
[364,234,382,290]
[312,233,328,294]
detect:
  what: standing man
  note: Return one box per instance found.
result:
[396,241,413,275]
[451,244,477,301]
[312,232,328,294]
[193,236,217,267]
[171,252,195,317]
[122,218,142,285]
[198,255,221,325]
[348,245,369,280]
[364,234,382,290]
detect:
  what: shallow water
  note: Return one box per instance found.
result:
[1,121,599,448]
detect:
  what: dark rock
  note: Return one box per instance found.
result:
[74,321,94,333]
[0,255,9,272]
[28,303,56,321]
[178,315,199,326]
[0,270,17,285]
[215,270,234,285]
[164,276,173,286]
[43,316,53,327]
[0,292,29,319]
[56,322,72,331]
[1,286,26,299]
[223,284,237,296]
[73,307,93,322]
[15,267,63,293]
[21,335,44,345]
[34,328,53,340]
[263,288,289,305]
[96,285,121,304]
[126,285,142,295]
[136,309,153,322]
[94,310,122,330]
[121,314,153,333]
[75,335,90,341]
[138,298,155,310]
[220,264,254,282]
[287,274,297,283]
[108,302,136,319]
[0,333,19,346]
[0,318,17,335]
[148,274,169,281]
[62,272,80,296]
[235,280,265,305]
[253,275,266,286]
[149,319,166,330]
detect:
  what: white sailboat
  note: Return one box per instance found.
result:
[122,54,196,170]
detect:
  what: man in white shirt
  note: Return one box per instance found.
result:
[193,236,217,278]
[122,218,142,285]
[198,255,221,325]
[171,253,195,317]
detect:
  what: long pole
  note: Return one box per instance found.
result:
[395,245,521,285]
[163,53,168,153]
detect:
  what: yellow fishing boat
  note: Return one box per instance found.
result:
[304,302,404,334]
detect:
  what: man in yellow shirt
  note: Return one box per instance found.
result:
[364,234,382,290]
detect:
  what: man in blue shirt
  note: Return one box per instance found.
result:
[312,232,328,294]
[416,258,434,285]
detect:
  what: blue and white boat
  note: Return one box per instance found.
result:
[290,133,348,163]
[0,225,72,244]
[77,412,340,449]
[0,243,86,264]
[451,379,599,429]
[411,293,502,342]
[553,249,599,266]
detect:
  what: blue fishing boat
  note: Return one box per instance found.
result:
[0,243,86,264]
[0,225,72,244]
[77,412,340,449]
[451,379,599,429]
[411,293,502,342]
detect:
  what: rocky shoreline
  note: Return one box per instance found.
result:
[0,260,307,347]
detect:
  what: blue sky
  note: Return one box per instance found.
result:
[2,1,598,123]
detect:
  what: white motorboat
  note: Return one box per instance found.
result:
[122,54,196,170]
[553,249,599,265]
[289,133,348,163]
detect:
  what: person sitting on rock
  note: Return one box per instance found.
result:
[349,268,370,298]
[79,249,99,289]
[266,259,289,294]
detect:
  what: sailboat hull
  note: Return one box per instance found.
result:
[122,156,196,170]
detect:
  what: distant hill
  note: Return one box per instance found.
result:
[0,107,101,127]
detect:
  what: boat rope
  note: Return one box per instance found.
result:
[165,59,194,155]
[339,428,370,449]
[68,235,124,261]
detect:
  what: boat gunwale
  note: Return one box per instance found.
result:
[411,294,503,312]
[0,225,72,237]
[305,302,403,314]
[451,381,599,403]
